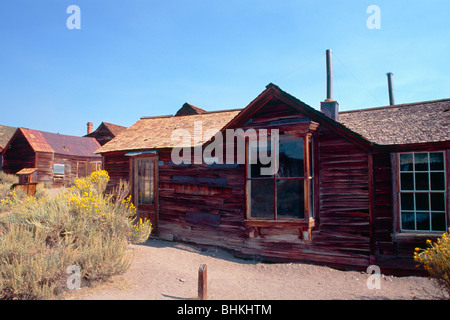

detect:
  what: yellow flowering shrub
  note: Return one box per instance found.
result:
[0,170,149,299]
[0,190,16,209]
[73,177,91,194]
[90,170,109,194]
[414,229,450,298]
[130,217,152,244]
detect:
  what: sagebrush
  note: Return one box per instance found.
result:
[414,229,450,299]
[0,170,151,300]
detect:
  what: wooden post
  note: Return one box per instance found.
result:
[198,264,207,300]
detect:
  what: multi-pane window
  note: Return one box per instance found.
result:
[135,158,155,205]
[247,134,314,220]
[399,152,447,232]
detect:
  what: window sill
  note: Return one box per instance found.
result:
[244,218,315,229]
[391,231,446,243]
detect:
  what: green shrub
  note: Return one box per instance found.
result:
[414,229,450,299]
[0,170,150,300]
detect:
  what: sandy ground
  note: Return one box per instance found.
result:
[62,239,448,301]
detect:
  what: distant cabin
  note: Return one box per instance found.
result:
[0,125,17,170]
[2,127,101,186]
[97,83,450,274]
[84,122,127,146]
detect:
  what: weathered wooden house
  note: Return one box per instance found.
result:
[2,128,102,186]
[84,121,127,146]
[0,125,17,170]
[97,83,449,274]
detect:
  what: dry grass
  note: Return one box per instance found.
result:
[0,171,150,300]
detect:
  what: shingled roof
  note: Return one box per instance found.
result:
[97,85,450,154]
[13,128,101,157]
[339,98,450,145]
[96,110,241,153]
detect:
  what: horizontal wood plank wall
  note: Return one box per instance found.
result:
[157,149,248,251]
[153,99,372,270]
[35,152,54,183]
[101,104,373,269]
[53,155,102,185]
[103,151,130,192]
[312,127,371,268]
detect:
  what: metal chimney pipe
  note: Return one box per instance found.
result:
[326,49,333,101]
[387,72,395,105]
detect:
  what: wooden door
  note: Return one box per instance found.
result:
[132,156,158,236]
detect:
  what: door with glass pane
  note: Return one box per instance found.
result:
[132,157,158,236]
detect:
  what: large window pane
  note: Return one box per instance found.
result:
[277,138,304,178]
[247,135,315,221]
[249,179,274,219]
[249,142,274,178]
[277,180,304,219]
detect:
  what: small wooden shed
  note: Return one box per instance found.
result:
[2,128,102,186]
[13,168,38,195]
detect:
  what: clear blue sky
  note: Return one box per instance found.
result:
[0,1,449,136]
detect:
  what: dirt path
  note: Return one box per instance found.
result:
[65,239,444,300]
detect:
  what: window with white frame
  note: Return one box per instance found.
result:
[399,152,447,232]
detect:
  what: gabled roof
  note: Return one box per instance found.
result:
[0,125,17,150]
[7,128,101,157]
[96,110,241,154]
[339,99,450,145]
[97,83,374,154]
[175,103,207,116]
[85,122,127,138]
[222,83,373,150]
[96,84,450,154]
